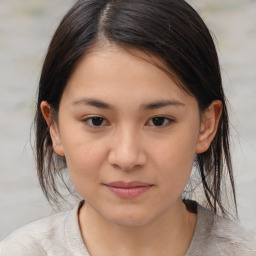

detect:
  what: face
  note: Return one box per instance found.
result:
[44,45,214,227]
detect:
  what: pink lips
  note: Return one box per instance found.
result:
[104,181,152,199]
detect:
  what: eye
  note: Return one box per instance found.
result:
[147,116,173,127]
[83,116,109,127]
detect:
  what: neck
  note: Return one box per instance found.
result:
[79,199,197,256]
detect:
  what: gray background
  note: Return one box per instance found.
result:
[0,0,255,240]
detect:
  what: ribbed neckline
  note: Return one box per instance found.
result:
[64,201,210,256]
[65,201,91,256]
[185,204,214,255]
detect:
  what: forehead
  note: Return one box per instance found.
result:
[62,44,195,108]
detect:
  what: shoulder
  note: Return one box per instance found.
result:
[191,204,256,255]
[0,205,78,256]
[212,211,256,254]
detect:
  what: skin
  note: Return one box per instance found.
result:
[41,44,222,256]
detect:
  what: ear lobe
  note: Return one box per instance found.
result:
[40,101,65,157]
[196,100,223,154]
[49,124,65,157]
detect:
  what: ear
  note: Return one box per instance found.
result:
[196,100,223,154]
[40,101,65,157]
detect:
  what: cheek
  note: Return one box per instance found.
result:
[61,134,107,191]
[152,131,198,193]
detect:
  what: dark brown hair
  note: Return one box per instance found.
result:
[35,0,237,217]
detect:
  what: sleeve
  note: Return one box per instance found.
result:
[0,237,46,256]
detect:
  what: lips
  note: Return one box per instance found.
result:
[103,181,153,199]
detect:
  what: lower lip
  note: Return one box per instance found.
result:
[105,185,152,199]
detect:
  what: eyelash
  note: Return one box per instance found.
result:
[146,116,174,127]
[82,116,109,127]
[82,115,174,128]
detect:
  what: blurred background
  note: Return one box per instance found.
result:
[0,0,255,240]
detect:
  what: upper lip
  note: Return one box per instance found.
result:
[104,181,152,188]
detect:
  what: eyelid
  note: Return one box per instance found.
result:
[81,115,174,128]
[82,115,110,127]
[146,116,175,128]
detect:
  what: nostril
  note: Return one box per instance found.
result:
[111,160,141,171]
[108,147,147,171]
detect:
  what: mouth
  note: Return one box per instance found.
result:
[103,181,153,199]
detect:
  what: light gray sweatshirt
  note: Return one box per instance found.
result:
[1,202,255,255]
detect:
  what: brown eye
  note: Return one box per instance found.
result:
[91,117,104,126]
[152,117,165,126]
[83,116,108,127]
[147,116,173,127]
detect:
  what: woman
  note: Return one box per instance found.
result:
[1,0,255,255]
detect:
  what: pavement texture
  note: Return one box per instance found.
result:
[0,0,255,240]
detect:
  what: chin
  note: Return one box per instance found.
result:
[111,216,151,227]
[104,208,155,227]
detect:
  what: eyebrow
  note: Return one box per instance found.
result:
[72,98,185,110]
[72,98,113,109]
[141,99,185,110]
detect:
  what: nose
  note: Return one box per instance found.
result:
[108,127,147,171]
